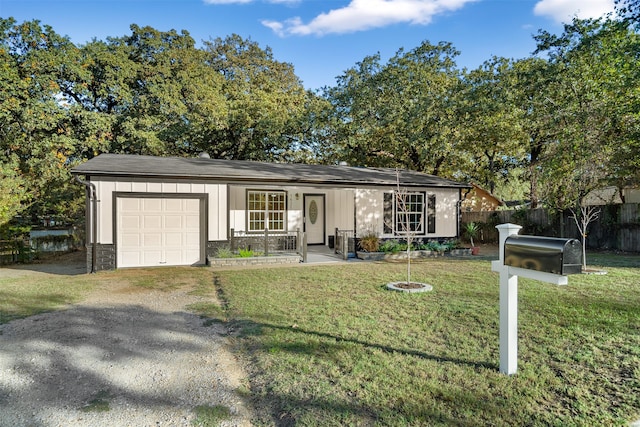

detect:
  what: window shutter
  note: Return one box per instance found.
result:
[383,192,393,234]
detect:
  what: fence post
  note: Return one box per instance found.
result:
[334,227,339,254]
[230,228,235,252]
[296,228,300,253]
[342,232,348,260]
[264,228,269,256]
[302,232,307,263]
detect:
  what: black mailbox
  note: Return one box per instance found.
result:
[504,235,582,275]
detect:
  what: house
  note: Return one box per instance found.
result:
[461,183,505,212]
[582,186,640,205]
[71,154,471,272]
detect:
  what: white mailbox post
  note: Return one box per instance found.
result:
[491,223,572,375]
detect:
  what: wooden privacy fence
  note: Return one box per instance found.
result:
[462,203,640,252]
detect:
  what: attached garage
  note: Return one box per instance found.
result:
[116,195,205,268]
[71,154,469,273]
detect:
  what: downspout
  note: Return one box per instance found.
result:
[73,175,97,273]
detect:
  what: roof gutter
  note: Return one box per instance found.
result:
[73,175,97,273]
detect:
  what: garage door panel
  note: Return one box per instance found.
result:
[142,250,163,265]
[144,215,162,229]
[185,215,199,228]
[121,233,141,246]
[121,215,141,229]
[143,233,162,246]
[117,196,202,268]
[120,198,140,211]
[185,232,200,246]
[164,215,183,229]
[120,250,141,266]
[164,232,183,246]
[143,198,162,210]
[164,199,183,211]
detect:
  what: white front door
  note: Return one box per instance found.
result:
[304,195,325,245]
[117,197,202,268]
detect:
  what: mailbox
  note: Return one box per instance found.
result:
[504,235,582,275]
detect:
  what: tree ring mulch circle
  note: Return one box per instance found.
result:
[386,282,433,293]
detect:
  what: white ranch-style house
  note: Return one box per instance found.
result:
[71,154,471,272]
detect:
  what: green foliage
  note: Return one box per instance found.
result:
[379,239,403,253]
[215,247,234,258]
[2,15,639,227]
[192,404,232,426]
[237,248,254,258]
[324,41,465,176]
[0,162,30,226]
[80,390,111,413]
[464,222,480,247]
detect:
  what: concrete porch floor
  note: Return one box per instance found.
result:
[304,245,361,264]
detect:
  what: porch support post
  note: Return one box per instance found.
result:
[342,232,348,260]
[230,228,235,252]
[302,232,307,263]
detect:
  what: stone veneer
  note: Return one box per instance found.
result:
[208,254,301,267]
[86,243,116,273]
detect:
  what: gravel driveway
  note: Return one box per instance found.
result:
[0,262,253,427]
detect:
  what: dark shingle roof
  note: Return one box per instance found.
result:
[71,154,470,189]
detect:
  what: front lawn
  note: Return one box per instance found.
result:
[207,254,640,426]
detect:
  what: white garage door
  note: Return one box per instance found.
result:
[117,197,202,268]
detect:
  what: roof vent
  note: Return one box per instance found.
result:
[198,152,210,159]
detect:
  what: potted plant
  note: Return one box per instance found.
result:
[465,222,480,255]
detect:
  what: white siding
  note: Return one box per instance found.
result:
[91,178,226,244]
[327,189,355,234]
[355,189,384,236]
[90,177,460,246]
[207,184,227,241]
[356,187,460,238]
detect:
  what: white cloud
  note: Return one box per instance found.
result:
[533,0,615,23]
[262,0,478,37]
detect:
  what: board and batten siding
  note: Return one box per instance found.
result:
[355,187,459,238]
[91,178,227,244]
[228,185,355,237]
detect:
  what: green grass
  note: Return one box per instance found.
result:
[205,254,640,426]
[80,389,112,413]
[2,253,638,425]
[192,404,232,426]
[0,274,95,325]
[0,265,216,325]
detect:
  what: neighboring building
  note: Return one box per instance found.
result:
[583,186,640,205]
[461,183,505,212]
[71,154,471,271]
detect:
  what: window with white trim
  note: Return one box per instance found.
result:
[247,190,286,232]
[384,191,432,235]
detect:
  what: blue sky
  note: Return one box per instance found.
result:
[1,0,615,90]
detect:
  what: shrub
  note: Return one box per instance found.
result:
[358,232,380,252]
[215,247,234,258]
[238,248,254,258]
[380,239,402,253]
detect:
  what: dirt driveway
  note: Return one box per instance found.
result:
[0,258,253,427]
